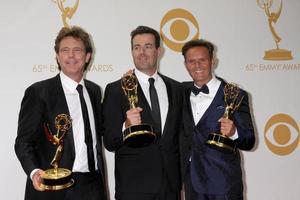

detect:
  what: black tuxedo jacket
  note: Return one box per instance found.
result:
[180,79,255,195]
[102,73,182,196]
[15,74,106,200]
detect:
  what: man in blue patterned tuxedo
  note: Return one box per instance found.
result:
[180,39,255,200]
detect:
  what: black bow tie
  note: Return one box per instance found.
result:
[191,84,209,95]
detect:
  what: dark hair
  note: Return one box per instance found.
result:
[181,39,214,61]
[54,26,93,71]
[130,25,160,49]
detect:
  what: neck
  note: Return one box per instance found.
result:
[136,67,157,77]
[195,75,213,87]
[64,72,84,83]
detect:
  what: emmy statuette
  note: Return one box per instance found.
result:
[206,83,244,153]
[41,114,74,190]
[257,0,293,60]
[121,73,157,147]
[51,0,79,28]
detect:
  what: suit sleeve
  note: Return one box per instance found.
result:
[102,83,126,151]
[15,85,44,176]
[234,91,256,150]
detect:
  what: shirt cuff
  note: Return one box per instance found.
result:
[30,169,40,180]
[230,129,239,140]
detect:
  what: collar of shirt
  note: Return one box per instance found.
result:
[134,68,163,102]
[134,68,159,85]
[190,75,221,124]
[191,74,221,97]
[59,71,97,172]
[133,68,168,133]
[60,71,84,93]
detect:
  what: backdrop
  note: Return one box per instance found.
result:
[1,0,299,199]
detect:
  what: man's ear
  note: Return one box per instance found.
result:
[85,52,91,63]
[157,46,165,59]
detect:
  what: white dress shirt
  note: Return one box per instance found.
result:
[60,72,98,172]
[190,75,238,139]
[134,69,168,133]
[190,75,221,125]
[30,72,98,179]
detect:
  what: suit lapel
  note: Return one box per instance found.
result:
[136,81,155,126]
[49,74,75,159]
[197,80,225,125]
[182,82,197,139]
[49,75,70,114]
[85,80,100,140]
[183,82,195,125]
[159,75,171,139]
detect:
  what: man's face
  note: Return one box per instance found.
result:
[185,46,213,86]
[56,36,91,81]
[131,33,161,75]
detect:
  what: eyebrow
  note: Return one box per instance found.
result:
[133,43,154,47]
[145,43,153,46]
[133,44,141,47]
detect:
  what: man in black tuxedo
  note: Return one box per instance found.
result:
[180,39,255,200]
[102,26,182,200]
[15,26,107,200]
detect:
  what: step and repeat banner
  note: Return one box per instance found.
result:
[1,0,299,199]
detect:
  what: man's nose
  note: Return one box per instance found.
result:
[68,50,75,57]
[195,60,201,67]
[140,46,147,54]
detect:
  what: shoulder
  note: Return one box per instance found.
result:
[239,88,249,98]
[21,75,60,102]
[217,77,249,97]
[159,73,182,91]
[26,75,59,91]
[103,78,123,96]
[159,73,179,84]
[181,81,193,90]
[104,78,122,90]
[84,79,101,90]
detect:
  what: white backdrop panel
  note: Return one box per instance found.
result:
[0,0,299,199]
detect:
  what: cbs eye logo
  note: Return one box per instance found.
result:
[264,113,300,156]
[160,8,199,52]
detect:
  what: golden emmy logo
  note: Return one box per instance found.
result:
[121,73,157,147]
[264,113,300,155]
[206,83,244,153]
[52,0,79,28]
[41,114,74,190]
[160,8,199,52]
[257,0,293,60]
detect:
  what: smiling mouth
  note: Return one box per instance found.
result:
[195,69,204,73]
[66,60,77,65]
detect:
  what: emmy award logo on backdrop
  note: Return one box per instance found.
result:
[41,114,74,190]
[52,0,79,28]
[121,73,157,148]
[257,0,293,60]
